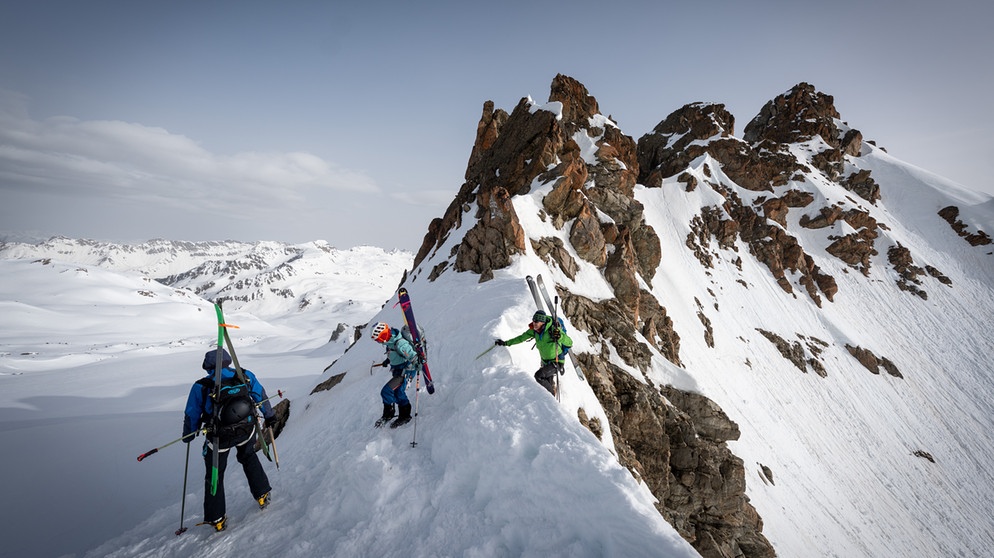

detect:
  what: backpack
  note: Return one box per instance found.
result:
[400,324,426,348]
[544,316,566,334]
[401,324,427,365]
[199,376,257,449]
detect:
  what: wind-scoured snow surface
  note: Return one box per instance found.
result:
[2,141,993,557]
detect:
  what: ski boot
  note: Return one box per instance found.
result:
[197,516,226,532]
[375,403,395,428]
[390,403,412,428]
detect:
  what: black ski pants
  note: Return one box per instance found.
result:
[202,435,271,522]
[535,360,563,396]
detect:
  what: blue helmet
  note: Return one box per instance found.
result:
[202,349,232,370]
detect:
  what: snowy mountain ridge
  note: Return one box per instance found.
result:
[2,76,994,558]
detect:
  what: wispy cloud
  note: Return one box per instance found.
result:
[0,90,380,211]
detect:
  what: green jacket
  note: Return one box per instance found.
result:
[505,322,572,363]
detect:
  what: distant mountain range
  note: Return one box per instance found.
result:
[0,238,413,327]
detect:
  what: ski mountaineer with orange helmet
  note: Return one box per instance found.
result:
[370,322,418,428]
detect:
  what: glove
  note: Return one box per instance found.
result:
[549,327,561,341]
[381,358,390,367]
[183,430,195,443]
[264,416,277,429]
[494,339,506,346]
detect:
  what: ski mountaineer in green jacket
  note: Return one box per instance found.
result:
[494,310,572,396]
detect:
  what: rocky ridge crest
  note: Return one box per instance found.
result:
[408,74,989,558]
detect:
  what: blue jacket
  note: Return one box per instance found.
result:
[183,366,273,438]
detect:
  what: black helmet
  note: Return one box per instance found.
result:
[218,397,253,426]
[202,349,232,370]
[532,310,550,323]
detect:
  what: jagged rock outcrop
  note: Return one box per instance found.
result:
[845,345,903,378]
[530,237,579,280]
[743,83,844,147]
[413,95,563,278]
[887,243,951,299]
[938,206,993,246]
[411,75,941,558]
[635,83,912,304]
[637,102,737,188]
[453,185,526,282]
[757,329,828,377]
[677,183,838,306]
[417,74,774,557]
[743,83,879,204]
[416,74,669,348]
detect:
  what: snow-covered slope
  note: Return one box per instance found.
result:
[0,246,698,558]
[634,143,994,556]
[3,80,994,558]
[0,244,416,558]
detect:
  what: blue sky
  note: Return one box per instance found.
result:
[1,0,991,251]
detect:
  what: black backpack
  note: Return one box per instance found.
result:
[199,376,257,449]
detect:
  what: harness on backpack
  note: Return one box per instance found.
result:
[198,376,256,449]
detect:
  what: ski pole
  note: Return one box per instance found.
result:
[268,426,280,469]
[137,429,203,462]
[411,370,421,448]
[255,389,285,408]
[553,295,562,402]
[175,440,191,535]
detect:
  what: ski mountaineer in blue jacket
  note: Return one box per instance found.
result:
[182,348,277,532]
[371,322,418,428]
[495,310,572,397]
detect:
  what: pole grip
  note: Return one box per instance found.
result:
[137,448,158,462]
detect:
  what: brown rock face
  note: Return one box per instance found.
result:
[743,82,842,146]
[569,203,607,267]
[414,74,656,284]
[582,353,775,558]
[824,209,881,276]
[685,189,837,306]
[454,186,526,281]
[743,83,879,204]
[845,344,903,378]
[637,102,736,187]
[939,206,993,246]
[549,72,601,134]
